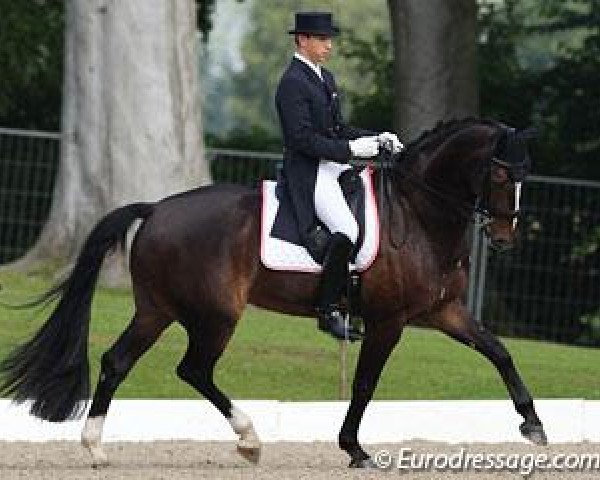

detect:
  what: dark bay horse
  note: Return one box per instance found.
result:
[0,118,546,468]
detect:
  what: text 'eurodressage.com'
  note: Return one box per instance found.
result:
[373,447,600,476]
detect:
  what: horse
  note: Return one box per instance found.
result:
[0,118,546,468]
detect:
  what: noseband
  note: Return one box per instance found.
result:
[476,157,524,232]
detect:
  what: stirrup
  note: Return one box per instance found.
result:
[317,309,362,342]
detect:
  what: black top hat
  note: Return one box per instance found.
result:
[288,12,340,36]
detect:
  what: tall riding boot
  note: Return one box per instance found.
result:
[316,233,362,341]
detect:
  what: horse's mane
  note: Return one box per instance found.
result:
[396,117,501,169]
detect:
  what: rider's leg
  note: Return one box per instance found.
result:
[314,161,359,245]
[314,161,361,341]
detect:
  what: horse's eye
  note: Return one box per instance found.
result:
[491,166,509,183]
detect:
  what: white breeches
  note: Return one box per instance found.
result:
[314,160,358,244]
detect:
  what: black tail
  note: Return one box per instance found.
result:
[0,202,154,422]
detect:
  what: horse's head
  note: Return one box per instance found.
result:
[477,126,535,250]
[391,119,534,251]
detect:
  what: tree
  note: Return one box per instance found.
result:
[16,0,210,283]
[388,0,479,138]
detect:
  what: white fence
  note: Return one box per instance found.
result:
[1,399,599,443]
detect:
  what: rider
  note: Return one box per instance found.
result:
[275,11,403,341]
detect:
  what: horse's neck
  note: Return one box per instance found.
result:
[386,121,498,265]
[391,158,476,263]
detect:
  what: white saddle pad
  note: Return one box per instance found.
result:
[260,167,380,273]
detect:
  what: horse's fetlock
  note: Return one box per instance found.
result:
[229,406,252,435]
[516,399,536,419]
[339,431,357,451]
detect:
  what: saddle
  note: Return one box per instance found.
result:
[260,166,379,274]
[272,167,366,264]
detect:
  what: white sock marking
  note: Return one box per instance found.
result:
[228,406,252,435]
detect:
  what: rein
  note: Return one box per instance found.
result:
[380,152,489,225]
[374,151,520,242]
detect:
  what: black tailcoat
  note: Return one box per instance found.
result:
[275,57,374,241]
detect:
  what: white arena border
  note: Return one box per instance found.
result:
[1,399,598,443]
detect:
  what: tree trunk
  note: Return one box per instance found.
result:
[388,0,479,139]
[19,0,210,283]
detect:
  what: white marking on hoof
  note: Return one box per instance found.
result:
[81,415,109,467]
[229,406,261,464]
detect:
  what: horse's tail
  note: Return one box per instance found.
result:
[0,202,154,422]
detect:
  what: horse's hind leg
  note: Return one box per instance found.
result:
[176,314,261,463]
[81,311,170,466]
[434,301,547,445]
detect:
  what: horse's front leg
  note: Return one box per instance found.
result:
[339,316,403,468]
[434,300,547,445]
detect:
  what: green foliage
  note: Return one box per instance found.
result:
[1,269,599,399]
[478,0,600,179]
[338,31,393,131]
[571,224,600,259]
[195,0,245,41]
[477,0,534,129]
[195,0,217,41]
[0,0,64,130]
[206,126,281,152]
[577,309,600,345]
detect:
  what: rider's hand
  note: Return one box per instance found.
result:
[378,131,404,154]
[349,136,379,158]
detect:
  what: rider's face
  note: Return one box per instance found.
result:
[297,34,333,64]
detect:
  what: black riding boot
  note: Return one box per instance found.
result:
[316,233,362,342]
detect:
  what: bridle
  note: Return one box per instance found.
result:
[476,156,525,235]
[378,149,526,245]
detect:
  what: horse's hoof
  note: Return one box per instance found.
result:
[89,449,109,468]
[520,421,548,446]
[237,445,261,464]
[349,456,378,468]
[82,441,109,468]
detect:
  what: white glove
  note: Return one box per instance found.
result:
[378,131,404,154]
[349,136,379,158]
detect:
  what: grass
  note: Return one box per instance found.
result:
[0,269,599,401]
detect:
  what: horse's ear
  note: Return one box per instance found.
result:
[517,127,538,141]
